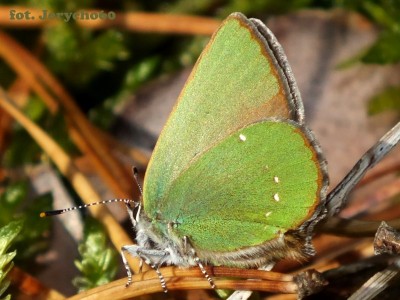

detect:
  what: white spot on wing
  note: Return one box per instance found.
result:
[239,134,246,141]
[273,193,280,202]
[274,176,279,183]
[265,212,272,218]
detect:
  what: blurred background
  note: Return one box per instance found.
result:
[0,1,399,299]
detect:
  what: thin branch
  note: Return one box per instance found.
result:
[348,223,400,299]
[318,174,400,237]
[325,122,400,217]
[359,159,400,187]
[374,221,400,255]
[341,178,400,219]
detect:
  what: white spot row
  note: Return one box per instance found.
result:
[273,193,280,202]
[273,176,280,202]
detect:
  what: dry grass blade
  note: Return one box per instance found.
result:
[66,266,298,300]
[8,266,66,300]
[0,88,141,273]
[0,31,58,113]
[0,29,138,199]
[0,78,31,155]
[0,6,220,35]
[348,258,400,300]
[0,107,11,153]
[111,11,220,35]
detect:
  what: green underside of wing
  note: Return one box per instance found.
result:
[152,120,322,252]
[143,14,296,216]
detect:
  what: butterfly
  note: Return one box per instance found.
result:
[119,12,329,290]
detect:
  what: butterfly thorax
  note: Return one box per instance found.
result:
[135,210,198,267]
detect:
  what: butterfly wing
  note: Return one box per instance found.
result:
[143,13,306,215]
[153,119,326,256]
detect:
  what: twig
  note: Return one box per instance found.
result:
[347,223,400,299]
[374,222,400,255]
[318,174,400,237]
[358,159,400,187]
[325,122,400,217]
[340,177,400,219]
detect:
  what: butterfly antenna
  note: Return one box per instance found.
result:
[132,167,143,196]
[39,199,135,218]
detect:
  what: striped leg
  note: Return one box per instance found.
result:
[183,236,216,288]
[145,261,167,293]
[121,245,169,292]
[121,247,134,287]
[195,256,216,288]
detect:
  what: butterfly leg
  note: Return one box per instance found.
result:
[121,245,169,292]
[183,236,216,288]
[139,251,169,293]
[120,246,134,287]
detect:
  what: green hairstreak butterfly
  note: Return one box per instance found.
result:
[40,11,329,292]
[121,12,329,288]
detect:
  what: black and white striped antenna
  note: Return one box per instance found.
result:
[40,167,144,218]
[39,198,136,218]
